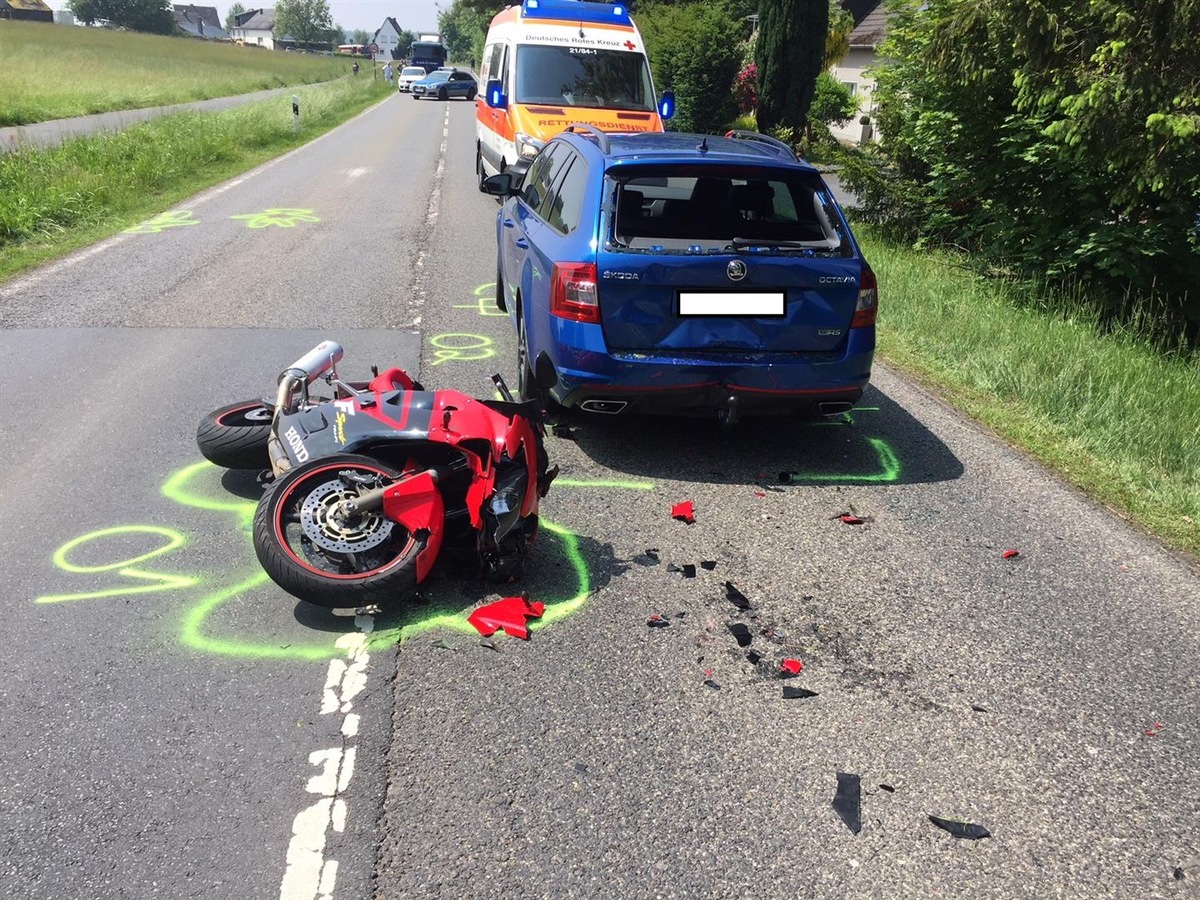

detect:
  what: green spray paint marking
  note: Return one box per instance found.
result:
[230,208,320,229]
[452,283,507,317]
[783,437,901,483]
[124,211,200,234]
[37,525,199,604]
[429,333,496,366]
[160,462,634,659]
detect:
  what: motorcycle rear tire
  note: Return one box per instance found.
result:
[196,400,273,469]
[253,455,430,609]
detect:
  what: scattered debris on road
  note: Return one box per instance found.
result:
[1143,721,1166,737]
[1002,548,1020,559]
[647,614,670,628]
[782,685,818,699]
[725,581,752,610]
[467,593,545,640]
[780,658,803,677]
[832,773,863,834]
[671,500,696,524]
[727,623,752,647]
[928,814,991,839]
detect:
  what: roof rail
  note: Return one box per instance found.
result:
[565,122,611,154]
[723,130,801,161]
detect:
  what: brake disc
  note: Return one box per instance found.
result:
[298,476,394,554]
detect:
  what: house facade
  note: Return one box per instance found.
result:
[0,0,54,23]
[229,8,276,48]
[830,0,889,144]
[372,17,405,61]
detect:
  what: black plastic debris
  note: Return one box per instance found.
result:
[831,773,862,834]
[701,560,718,570]
[745,649,763,665]
[1175,867,1186,881]
[727,623,752,647]
[703,678,721,691]
[725,581,752,610]
[782,685,818,699]
[675,611,687,618]
[928,815,991,840]
[682,564,697,578]
[879,784,895,793]
[574,762,589,774]
[647,614,670,628]
[645,548,659,559]
[480,638,499,652]
[971,704,990,713]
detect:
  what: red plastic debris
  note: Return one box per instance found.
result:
[1144,722,1167,737]
[672,500,696,524]
[754,490,767,498]
[1002,549,1020,559]
[467,593,545,640]
[781,658,803,676]
[839,514,864,525]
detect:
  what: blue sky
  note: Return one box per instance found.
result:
[43,0,445,35]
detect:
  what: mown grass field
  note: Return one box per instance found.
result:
[0,19,355,126]
[858,230,1200,558]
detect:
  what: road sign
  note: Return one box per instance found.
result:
[369,42,379,54]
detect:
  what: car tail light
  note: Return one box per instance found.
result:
[551,263,599,323]
[850,265,878,328]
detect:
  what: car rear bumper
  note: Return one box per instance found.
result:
[545,324,875,416]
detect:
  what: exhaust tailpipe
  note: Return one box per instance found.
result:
[579,399,628,415]
[819,402,854,416]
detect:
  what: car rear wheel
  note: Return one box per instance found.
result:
[466,88,477,101]
[438,86,448,101]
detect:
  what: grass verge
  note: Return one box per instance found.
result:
[0,77,392,281]
[857,227,1200,559]
[0,20,357,126]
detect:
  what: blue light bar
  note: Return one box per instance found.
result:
[522,0,633,26]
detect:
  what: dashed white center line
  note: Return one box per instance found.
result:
[279,615,375,900]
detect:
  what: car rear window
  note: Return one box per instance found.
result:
[610,167,848,254]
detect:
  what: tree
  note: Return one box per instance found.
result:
[274,0,335,49]
[350,29,372,46]
[637,1,742,133]
[754,0,829,134]
[224,2,244,30]
[394,29,416,59]
[439,0,488,68]
[839,0,1200,333]
[68,0,175,34]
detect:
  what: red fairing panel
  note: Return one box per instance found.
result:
[381,471,445,582]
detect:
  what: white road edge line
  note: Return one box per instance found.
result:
[279,614,375,900]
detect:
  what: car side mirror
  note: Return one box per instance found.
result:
[486,79,508,109]
[534,352,558,391]
[658,90,675,121]
[483,173,518,197]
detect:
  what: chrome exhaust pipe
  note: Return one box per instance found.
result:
[579,399,628,414]
[819,401,854,415]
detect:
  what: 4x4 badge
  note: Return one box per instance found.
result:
[727,260,748,282]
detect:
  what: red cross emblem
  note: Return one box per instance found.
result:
[624,40,636,50]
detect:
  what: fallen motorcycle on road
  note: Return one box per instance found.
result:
[198,340,557,608]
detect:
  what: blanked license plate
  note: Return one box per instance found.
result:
[678,291,786,317]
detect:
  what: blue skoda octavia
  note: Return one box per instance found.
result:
[485,128,877,423]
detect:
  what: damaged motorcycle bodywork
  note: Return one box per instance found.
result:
[202,340,557,608]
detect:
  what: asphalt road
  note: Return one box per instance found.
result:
[2,93,1199,900]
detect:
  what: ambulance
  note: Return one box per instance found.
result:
[475,0,675,185]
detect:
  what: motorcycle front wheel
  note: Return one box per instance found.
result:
[196,400,273,469]
[253,455,430,608]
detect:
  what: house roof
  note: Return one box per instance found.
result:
[840,0,888,49]
[175,10,230,39]
[1,0,53,11]
[172,4,219,27]
[374,16,402,40]
[234,7,274,30]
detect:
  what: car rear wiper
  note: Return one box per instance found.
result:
[728,237,840,252]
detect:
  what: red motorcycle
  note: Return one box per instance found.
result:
[197,341,557,608]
